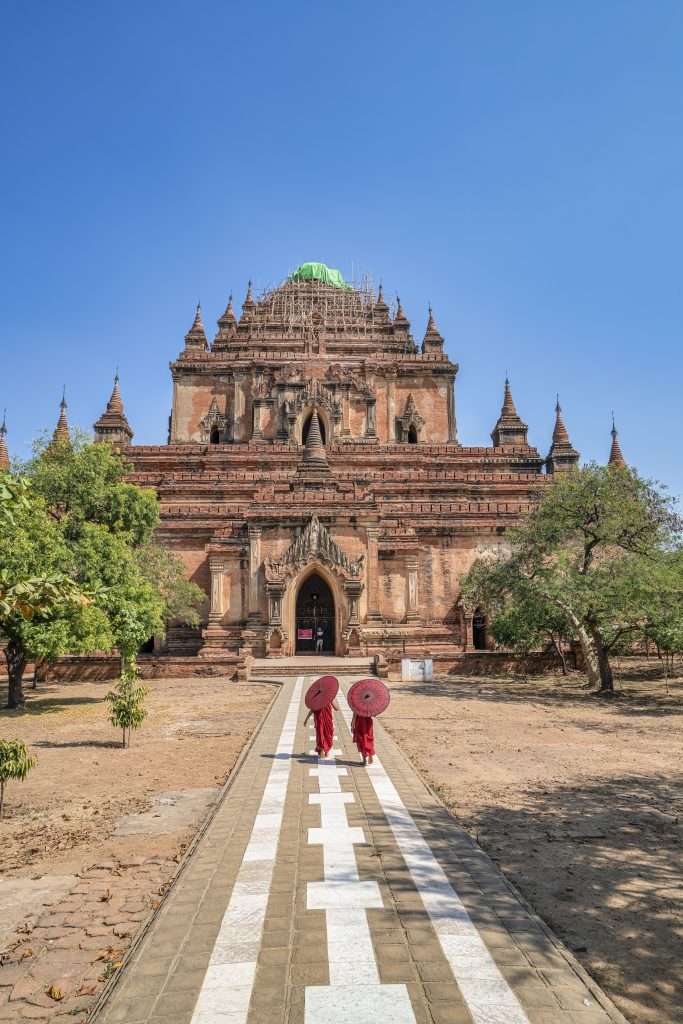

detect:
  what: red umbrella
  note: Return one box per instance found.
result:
[347,677,390,717]
[305,675,339,711]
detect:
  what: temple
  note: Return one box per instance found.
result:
[84,261,593,675]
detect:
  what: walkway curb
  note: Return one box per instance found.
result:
[376,712,632,1024]
[88,677,282,1022]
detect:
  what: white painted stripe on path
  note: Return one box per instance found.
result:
[190,675,304,1024]
[305,702,416,1024]
[338,696,531,1024]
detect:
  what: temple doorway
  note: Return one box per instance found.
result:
[295,573,335,655]
[472,608,487,650]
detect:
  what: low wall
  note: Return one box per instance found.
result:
[14,654,242,683]
[383,649,574,680]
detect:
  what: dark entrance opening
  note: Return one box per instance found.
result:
[472,608,487,650]
[209,427,220,444]
[302,413,326,445]
[407,424,418,444]
[139,637,155,654]
[295,573,335,655]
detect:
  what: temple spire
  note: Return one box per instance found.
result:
[608,413,626,468]
[51,390,70,447]
[394,295,407,322]
[94,373,133,445]
[491,377,528,447]
[422,304,444,354]
[184,303,208,351]
[0,410,9,471]
[374,282,389,320]
[546,395,579,474]
[214,292,238,349]
[502,376,517,416]
[300,408,329,474]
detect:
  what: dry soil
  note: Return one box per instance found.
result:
[382,661,683,1024]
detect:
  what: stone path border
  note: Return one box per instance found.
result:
[93,675,629,1024]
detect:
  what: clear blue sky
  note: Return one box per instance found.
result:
[2,2,681,495]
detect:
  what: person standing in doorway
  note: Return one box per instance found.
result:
[315,624,324,652]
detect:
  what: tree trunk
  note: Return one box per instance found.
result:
[573,624,601,688]
[0,779,4,819]
[33,657,49,688]
[5,639,27,709]
[550,635,568,675]
[591,630,614,692]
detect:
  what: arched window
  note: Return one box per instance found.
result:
[302,413,326,445]
[407,424,418,444]
[209,427,220,444]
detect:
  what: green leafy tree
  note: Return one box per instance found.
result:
[137,543,207,629]
[4,437,205,706]
[490,598,575,674]
[0,739,36,818]
[106,664,148,747]
[461,464,683,692]
[22,603,113,686]
[0,478,90,708]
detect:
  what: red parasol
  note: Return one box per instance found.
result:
[347,677,390,718]
[305,675,339,711]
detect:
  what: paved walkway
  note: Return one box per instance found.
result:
[95,676,626,1024]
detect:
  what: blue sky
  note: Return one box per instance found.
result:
[1,1,681,495]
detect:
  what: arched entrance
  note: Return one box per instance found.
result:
[472,608,487,650]
[295,573,335,654]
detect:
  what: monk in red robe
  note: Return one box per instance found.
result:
[304,700,338,757]
[351,713,374,766]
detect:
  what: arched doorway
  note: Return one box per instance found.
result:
[407,424,418,444]
[209,427,220,444]
[295,573,335,654]
[302,412,326,445]
[472,608,487,650]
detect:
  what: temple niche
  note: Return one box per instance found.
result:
[98,261,581,676]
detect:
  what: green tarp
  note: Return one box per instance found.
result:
[288,261,352,290]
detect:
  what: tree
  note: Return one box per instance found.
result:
[490,597,575,674]
[136,543,207,630]
[106,664,148,747]
[3,438,205,706]
[0,478,91,708]
[461,465,683,692]
[0,740,36,818]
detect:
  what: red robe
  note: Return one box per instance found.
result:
[352,714,375,757]
[314,705,334,756]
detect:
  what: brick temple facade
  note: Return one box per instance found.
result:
[83,262,595,675]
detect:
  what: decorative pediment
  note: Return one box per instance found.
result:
[199,398,232,442]
[396,393,425,441]
[265,516,364,583]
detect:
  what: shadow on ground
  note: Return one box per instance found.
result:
[429,770,683,1023]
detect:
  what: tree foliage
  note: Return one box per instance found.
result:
[461,464,683,691]
[0,739,36,818]
[2,437,203,707]
[106,664,148,747]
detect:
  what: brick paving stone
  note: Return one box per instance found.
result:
[92,674,627,1024]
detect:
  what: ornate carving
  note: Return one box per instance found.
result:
[396,393,425,442]
[264,516,364,583]
[199,398,232,443]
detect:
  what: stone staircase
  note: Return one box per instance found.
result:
[249,655,377,680]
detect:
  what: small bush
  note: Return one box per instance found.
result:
[0,739,36,818]
[105,663,147,748]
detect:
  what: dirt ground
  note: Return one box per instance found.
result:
[0,674,274,1021]
[382,661,683,1024]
